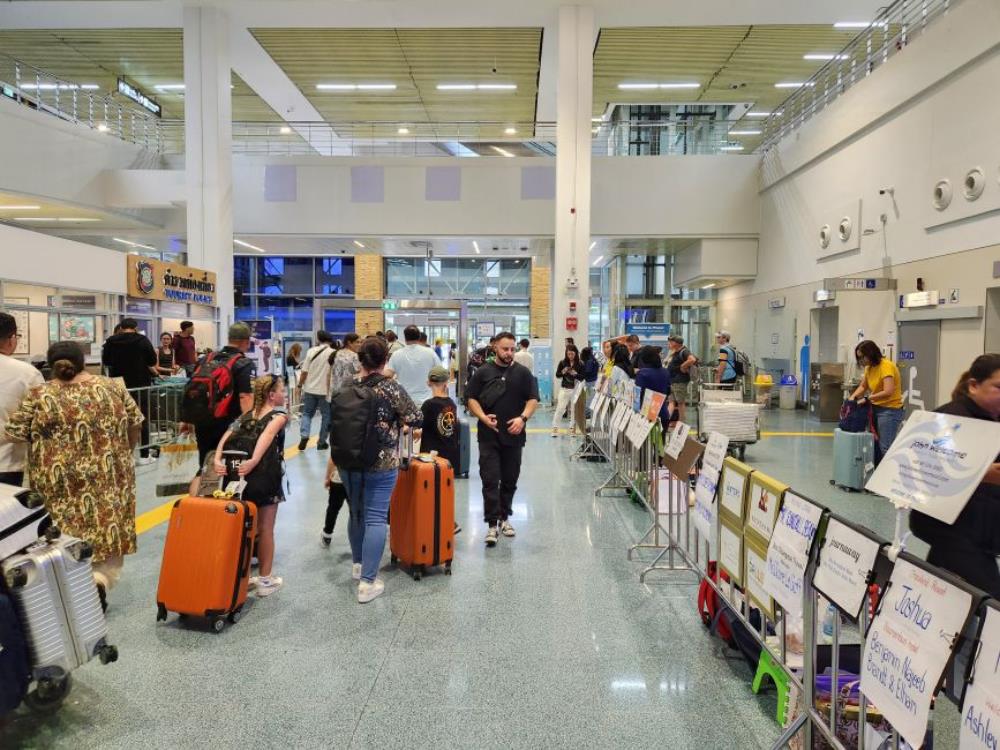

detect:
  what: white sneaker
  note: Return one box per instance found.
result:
[501,520,516,538]
[357,578,385,603]
[255,575,284,598]
[485,526,499,547]
[248,576,259,591]
[135,456,155,466]
[352,563,362,581]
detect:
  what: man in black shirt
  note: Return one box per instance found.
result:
[666,335,697,422]
[465,331,539,547]
[102,318,157,461]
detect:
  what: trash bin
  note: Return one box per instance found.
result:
[779,375,798,410]
[754,373,774,408]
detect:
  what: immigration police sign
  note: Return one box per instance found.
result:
[127,257,217,307]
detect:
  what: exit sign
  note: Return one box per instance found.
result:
[381,300,398,311]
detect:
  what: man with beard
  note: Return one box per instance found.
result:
[465,332,539,548]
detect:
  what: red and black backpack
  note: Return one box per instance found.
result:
[181,351,244,424]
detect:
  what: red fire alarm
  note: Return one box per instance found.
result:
[566,316,578,331]
[569,301,577,313]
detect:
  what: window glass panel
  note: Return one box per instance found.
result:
[253,297,313,332]
[315,257,355,296]
[234,256,253,291]
[386,258,418,298]
[256,257,314,295]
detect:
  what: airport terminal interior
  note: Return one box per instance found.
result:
[1,0,1000,748]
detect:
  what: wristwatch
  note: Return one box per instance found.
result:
[519,414,530,423]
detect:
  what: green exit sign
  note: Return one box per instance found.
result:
[382,300,398,311]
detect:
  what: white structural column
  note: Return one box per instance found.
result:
[184,5,234,325]
[552,5,594,356]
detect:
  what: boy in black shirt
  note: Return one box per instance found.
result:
[419,365,462,534]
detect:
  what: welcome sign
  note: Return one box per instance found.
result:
[866,411,1000,524]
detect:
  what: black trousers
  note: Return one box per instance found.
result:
[928,543,1000,599]
[0,471,24,487]
[325,483,348,535]
[130,389,151,458]
[478,439,523,526]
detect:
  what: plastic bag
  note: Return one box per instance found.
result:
[154,435,200,496]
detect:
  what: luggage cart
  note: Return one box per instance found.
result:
[696,383,760,460]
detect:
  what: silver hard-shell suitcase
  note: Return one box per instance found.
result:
[0,483,49,561]
[2,528,118,709]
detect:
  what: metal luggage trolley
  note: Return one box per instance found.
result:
[696,382,760,460]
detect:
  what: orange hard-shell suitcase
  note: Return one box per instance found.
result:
[155,495,257,632]
[389,454,455,580]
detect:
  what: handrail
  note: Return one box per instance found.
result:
[0,52,166,152]
[760,0,960,150]
[591,119,758,156]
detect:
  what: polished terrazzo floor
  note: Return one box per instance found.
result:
[0,406,957,748]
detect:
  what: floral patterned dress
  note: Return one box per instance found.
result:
[5,376,144,561]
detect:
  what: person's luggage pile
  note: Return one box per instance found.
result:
[0,484,118,717]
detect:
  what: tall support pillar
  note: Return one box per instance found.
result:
[184,6,233,326]
[552,5,594,360]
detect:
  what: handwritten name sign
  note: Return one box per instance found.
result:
[720,459,751,521]
[763,491,824,617]
[961,606,1000,750]
[665,422,691,460]
[719,520,744,586]
[692,432,730,551]
[861,557,973,749]
[812,517,882,620]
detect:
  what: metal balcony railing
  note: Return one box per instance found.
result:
[0,53,166,151]
[760,0,960,150]
[591,120,757,156]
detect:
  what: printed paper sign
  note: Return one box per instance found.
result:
[763,491,824,617]
[866,411,1000,524]
[812,517,882,619]
[861,557,973,749]
[665,422,691,460]
[657,470,688,516]
[960,606,1000,750]
[720,462,749,520]
[746,541,775,620]
[746,473,788,543]
[645,390,667,423]
[692,433,730,548]
[719,521,744,586]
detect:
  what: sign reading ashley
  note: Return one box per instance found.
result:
[127,257,217,306]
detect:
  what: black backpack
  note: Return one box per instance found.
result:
[180,351,244,424]
[329,375,386,471]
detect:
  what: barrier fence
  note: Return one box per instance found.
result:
[580,378,998,750]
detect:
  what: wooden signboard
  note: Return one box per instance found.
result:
[126,256,217,307]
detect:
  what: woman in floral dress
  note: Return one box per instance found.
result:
[5,341,143,605]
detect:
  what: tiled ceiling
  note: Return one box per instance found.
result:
[0,29,281,121]
[249,28,543,125]
[594,25,862,149]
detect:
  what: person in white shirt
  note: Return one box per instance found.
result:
[513,338,534,374]
[297,331,334,451]
[385,325,439,407]
[0,312,44,486]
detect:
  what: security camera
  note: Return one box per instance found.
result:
[879,187,895,196]
[492,66,498,74]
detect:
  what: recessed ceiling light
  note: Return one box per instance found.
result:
[154,84,185,92]
[720,145,744,152]
[0,205,41,211]
[397,127,410,135]
[745,111,771,118]
[589,241,596,251]
[592,255,604,266]
[234,239,267,253]
[316,83,397,91]
[477,84,517,91]
[504,127,517,135]
[473,241,481,254]
[490,146,515,158]
[279,126,292,134]
[11,217,47,221]
[113,237,156,251]
[436,83,516,91]
[618,82,700,90]
[775,82,814,89]
[353,240,365,248]
[804,53,849,61]
[701,283,717,289]
[729,130,761,136]
[834,21,887,28]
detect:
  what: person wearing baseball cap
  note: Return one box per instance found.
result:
[418,365,463,533]
[715,330,738,385]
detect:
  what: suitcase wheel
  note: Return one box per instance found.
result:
[25,673,71,713]
[412,568,423,582]
[212,617,227,633]
[156,603,168,622]
[227,608,243,625]
[98,644,119,665]
[445,561,452,576]
[390,554,398,565]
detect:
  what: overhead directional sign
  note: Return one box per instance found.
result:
[824,277,897,292]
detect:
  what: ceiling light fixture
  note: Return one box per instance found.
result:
[154,84,185,92]
[397,127,410,135]
[97,123,109,133]
[113,237,156,251]
[233,239,267,253]
[0,205,41,211]
[701,283,717,289]
[20,83,99,91]
[729,130,761,136]
[592,255,604,266]
[14,217,100,222]
[745,111,771,118]
[315,83,397,91]
[803,53,849,61]
[618,82,700,90]
[279,126,292,134]
[589,241,596,251]
[720,145,745,152]
[591,117,603,122]
[504,127,517,135]
[491,146,515,158]
[775,82,814,89]
[353,240,365,248]
[436,83,516,91]
[473,241,481,254]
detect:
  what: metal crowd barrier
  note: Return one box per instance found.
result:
[126,381,186,451]
[583,391,983,750]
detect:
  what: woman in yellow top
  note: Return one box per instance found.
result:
[849,339,905,462]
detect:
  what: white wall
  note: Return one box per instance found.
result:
[0,223,126,293]
[721,0,1000,403]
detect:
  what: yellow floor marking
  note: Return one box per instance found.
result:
[136,436,319,536]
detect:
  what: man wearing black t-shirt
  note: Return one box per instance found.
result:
[465,331,539,548]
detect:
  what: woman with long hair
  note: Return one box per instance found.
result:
[849,339,904,462]
[155,332,177,376]
[284,342,303,385]
[214,374,288,598]
[5,342,144,609]
[552,344,583,437]
[610,343,634,385]
[910,354,1000,596]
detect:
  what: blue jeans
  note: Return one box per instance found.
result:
[341,469,398,583]
[300,392,331,441]
[873,405,905,461]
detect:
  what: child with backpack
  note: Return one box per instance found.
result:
[417,366,463,534]
[214,374,288,598]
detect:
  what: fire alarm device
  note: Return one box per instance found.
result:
[566,317,578,331]
[569,301,577,313]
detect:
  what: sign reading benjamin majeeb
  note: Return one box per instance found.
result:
[126,257,217,306]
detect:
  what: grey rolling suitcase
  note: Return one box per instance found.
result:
[2,528,118,710]
[456,419,471,478]
[0,484,49,561]
[830,428,875,492]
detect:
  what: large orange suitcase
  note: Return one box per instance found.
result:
[389,454,455,580]
[155,496,257,632]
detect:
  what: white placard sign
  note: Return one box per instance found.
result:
[632,414,656,447]
[763,491,824,617]
[866,411,1000,524]
[960,606,1000,750]
[745,543,772,616]
[572,380,586,405]
[861,557,973,749]
[746,480,784,543]
[719,522,743,582]
[720,465,748,519]
[657,470,688,516]
[692,433,730,549]
[665,422,691,460]
[812,517,882,619]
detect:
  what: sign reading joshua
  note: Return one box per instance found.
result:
[127,257,217,306]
